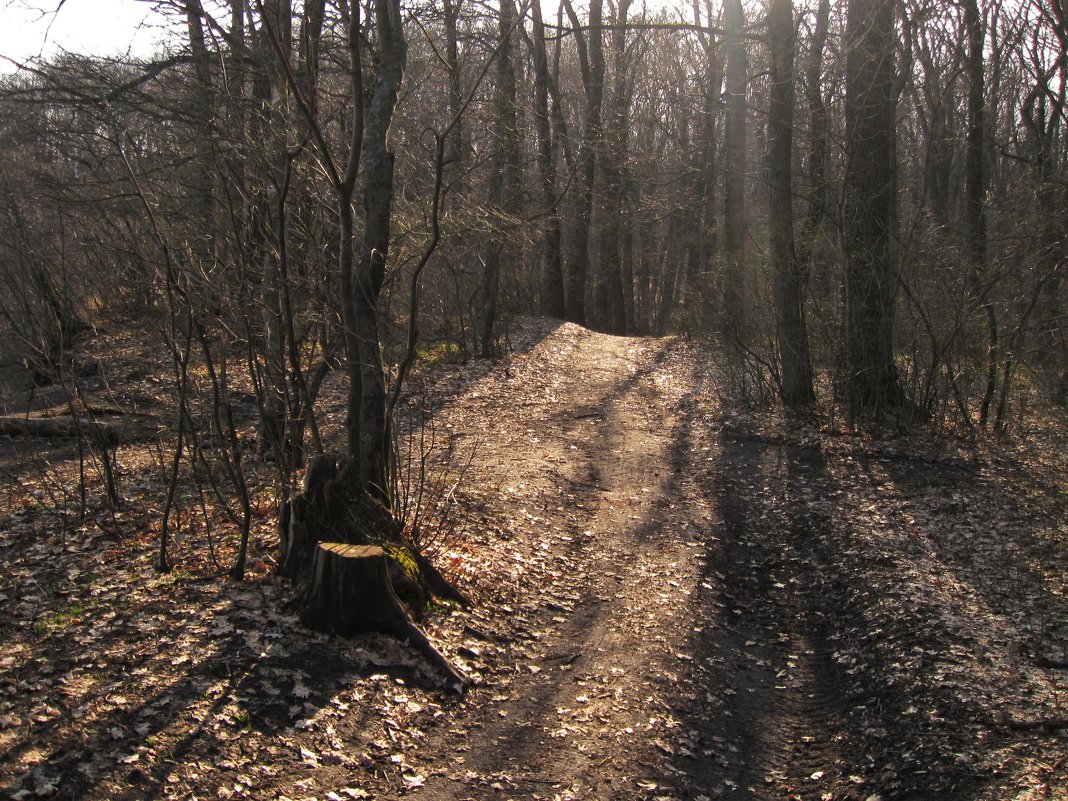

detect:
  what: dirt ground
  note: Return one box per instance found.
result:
[1,319,1067,800]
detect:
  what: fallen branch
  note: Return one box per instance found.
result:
[0,416,121,447]
[991,711,1068,733]
[1034,655,1068,670]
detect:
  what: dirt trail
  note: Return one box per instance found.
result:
[414,324,851,800]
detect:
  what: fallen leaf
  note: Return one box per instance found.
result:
[403,773,426,788]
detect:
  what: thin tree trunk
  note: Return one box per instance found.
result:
[353,0,406,497]
[593,0,631,334]
[184,0,214,230]
[478,0,520,356]
[443,0,465,195]
[562,0,604,327]
[962,0,997,426]
[258,0,295,467]
[722,0,747,351]
[768,0,815,410]
[533,0,565,318]
[683,0,720,319]
[339,0,365,471]
[800,0,830,294]
[298,0,327,115]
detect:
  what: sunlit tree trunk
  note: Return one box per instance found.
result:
[353,0,407,496]
[183,0,214,231]
[443,0,465,195]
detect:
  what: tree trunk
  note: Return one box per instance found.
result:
[843,0,901,417]
[562,0,604,328]
[768,0,815,410]
[722,0,747,352]
[271,1,470,683]
[800,0,831,296]
[258,0,297,468]
[183,0,214,229]
[300,543,468,690]
[532,0,565,319]
[352,0,407,497]
[477,0,520,357]
[963,0,997,426]
[686,0,720,318]
[592,0,632,334]
[443,0,465,196]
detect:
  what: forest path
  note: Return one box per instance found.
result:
[413,322,846,801]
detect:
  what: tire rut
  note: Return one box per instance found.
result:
[672,440,853,801]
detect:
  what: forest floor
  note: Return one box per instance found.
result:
[1,318,1067,800]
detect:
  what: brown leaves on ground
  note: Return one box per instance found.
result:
[1,318,1066,800]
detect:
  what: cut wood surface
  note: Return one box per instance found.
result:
[299,542,467,691]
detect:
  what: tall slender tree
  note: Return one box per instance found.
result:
[768,0,815,409]
[532,0,565,318]
[592,0,632,334]
[722,0,748,351]
[352,0,408,496]
[800,0,831,293]
[962,0,997,425]
[562,0,604,327]
[477,0,521,356]
[443,0,465,194]
[686,0,721,316]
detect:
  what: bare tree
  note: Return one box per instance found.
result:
[799,0,831,293]
[476,0,522,356]
[350,0,408,496]
[562,0,605,327]
[768,0,815,410]
[532,0,565,318]
[721,0,748,352]
[842,0,902,416]
[961,0,998,425]
[591,0,633,333]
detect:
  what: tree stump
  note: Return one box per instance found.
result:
[299,543,468,691]
[279,453,342,583]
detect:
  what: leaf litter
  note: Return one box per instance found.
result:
[0,318,1065,799]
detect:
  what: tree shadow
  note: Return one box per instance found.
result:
[876,450,1068,673]
[0,575,415,800]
